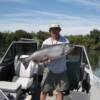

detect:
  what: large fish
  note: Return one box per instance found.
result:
[21,43,74,63]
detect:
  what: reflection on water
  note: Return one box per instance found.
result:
[87,50,100,78]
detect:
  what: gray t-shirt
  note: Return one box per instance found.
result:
[42,36,69,73]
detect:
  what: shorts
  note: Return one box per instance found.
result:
[41,69,69,93]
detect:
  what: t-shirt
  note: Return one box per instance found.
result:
[42,36,69,73]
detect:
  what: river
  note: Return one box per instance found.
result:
[88,50,100,78]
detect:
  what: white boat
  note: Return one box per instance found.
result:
[0,39,100,100]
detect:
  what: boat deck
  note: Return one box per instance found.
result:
[46,91,89,100]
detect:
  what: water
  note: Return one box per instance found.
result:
[88,50,100,78]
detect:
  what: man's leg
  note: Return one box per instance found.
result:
[55,91,63,100]
[40,92,47,100]
[55,72,69,100]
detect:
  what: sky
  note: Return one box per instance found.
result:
[0,0,100,35]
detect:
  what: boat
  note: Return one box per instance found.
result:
[0,39,100,100]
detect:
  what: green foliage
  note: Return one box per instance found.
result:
[90,42,100,50]
[0,29,100,50]
[67,29,100,50]
[68,35,84,44]
[0,32,3,45]
[36,31,50,46]
[5,30,33,45]
[90,29,100,43]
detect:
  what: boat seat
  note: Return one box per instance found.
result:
[0,81,21,100]
[67,61,81,90]
[0,81,21,93]
[13,55,38,90]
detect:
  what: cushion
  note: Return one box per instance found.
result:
[16,77,33,89]
[14,55,38,78]
[19,61,38,78]
[0,81,21,93]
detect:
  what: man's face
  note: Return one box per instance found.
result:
[51,28,60,35]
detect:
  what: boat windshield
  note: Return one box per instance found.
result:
[1,42,38,63]
[67,46,82,62]
[67,46,89,68]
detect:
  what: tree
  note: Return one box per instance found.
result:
[5,30,33,45]
[15,30,33,40]
[90,29,100,43]
[0,32,3,45]
[36,31,50,46]
[68,35,84,44]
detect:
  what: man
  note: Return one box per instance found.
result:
[40,24,69,100]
